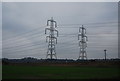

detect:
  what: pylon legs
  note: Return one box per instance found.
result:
[78,51,87,60]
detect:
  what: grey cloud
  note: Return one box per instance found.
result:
[2,2,118,59]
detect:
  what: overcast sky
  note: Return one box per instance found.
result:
[0,2,2,59]
[2,2,118,59]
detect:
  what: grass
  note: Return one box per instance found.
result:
[2,65,120,79]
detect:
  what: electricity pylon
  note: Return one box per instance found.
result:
[45,17,58,59]
[78,25,88,60]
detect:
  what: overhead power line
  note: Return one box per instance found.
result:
[3,25,46,41]
[3,31,45,45]
[58,22,118,26]
[3,45,46,54]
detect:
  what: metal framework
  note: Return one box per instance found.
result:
[45,17,58,59]
[78,25,88,60]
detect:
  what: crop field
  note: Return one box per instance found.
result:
[2,64,120,80]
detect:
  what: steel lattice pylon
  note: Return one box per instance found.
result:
[78,25,88,60]
[45,17,58,59]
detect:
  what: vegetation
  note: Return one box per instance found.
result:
[3,65,119,79]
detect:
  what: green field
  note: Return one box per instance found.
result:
[3,65,120,79]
